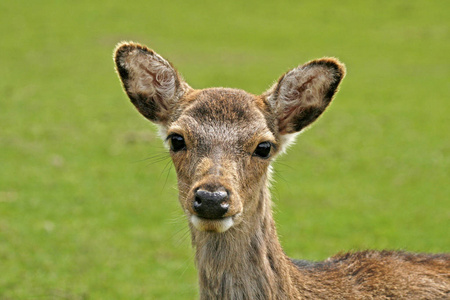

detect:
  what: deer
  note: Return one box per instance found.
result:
[114,42,450,299]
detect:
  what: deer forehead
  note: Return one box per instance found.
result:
[169,88,277,147]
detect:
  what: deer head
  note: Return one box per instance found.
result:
[114,42,345,233]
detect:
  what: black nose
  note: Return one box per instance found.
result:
[193,189,229,219]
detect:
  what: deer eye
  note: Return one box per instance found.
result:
[169,134,186,152]
[253,142,271,158]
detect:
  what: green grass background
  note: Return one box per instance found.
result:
[1,0,449,298]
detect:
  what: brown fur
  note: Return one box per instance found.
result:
[114,42,450,299]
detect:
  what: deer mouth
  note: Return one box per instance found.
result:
[190,215,234,233]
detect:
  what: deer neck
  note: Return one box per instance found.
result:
[190,184,301,299]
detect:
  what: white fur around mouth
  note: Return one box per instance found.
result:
[190,215,234,233]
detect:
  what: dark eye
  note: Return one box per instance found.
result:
[169,134,186,152]
[253,142,271,158]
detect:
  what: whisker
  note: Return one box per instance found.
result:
[131,152,169,163]
[272,169,289,184]
[145,155,171,166]
[162,163,174,191]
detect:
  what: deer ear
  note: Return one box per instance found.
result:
[265,58,345,134]
[114,42,191,125]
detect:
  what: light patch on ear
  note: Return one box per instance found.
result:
[270,132,300,161]
[158,125,169,148]
[278,131,300,154]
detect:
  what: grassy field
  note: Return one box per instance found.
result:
[1,0,449,298]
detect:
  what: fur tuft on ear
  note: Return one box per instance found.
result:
[265,58,345,134]
[114,42,191,125]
